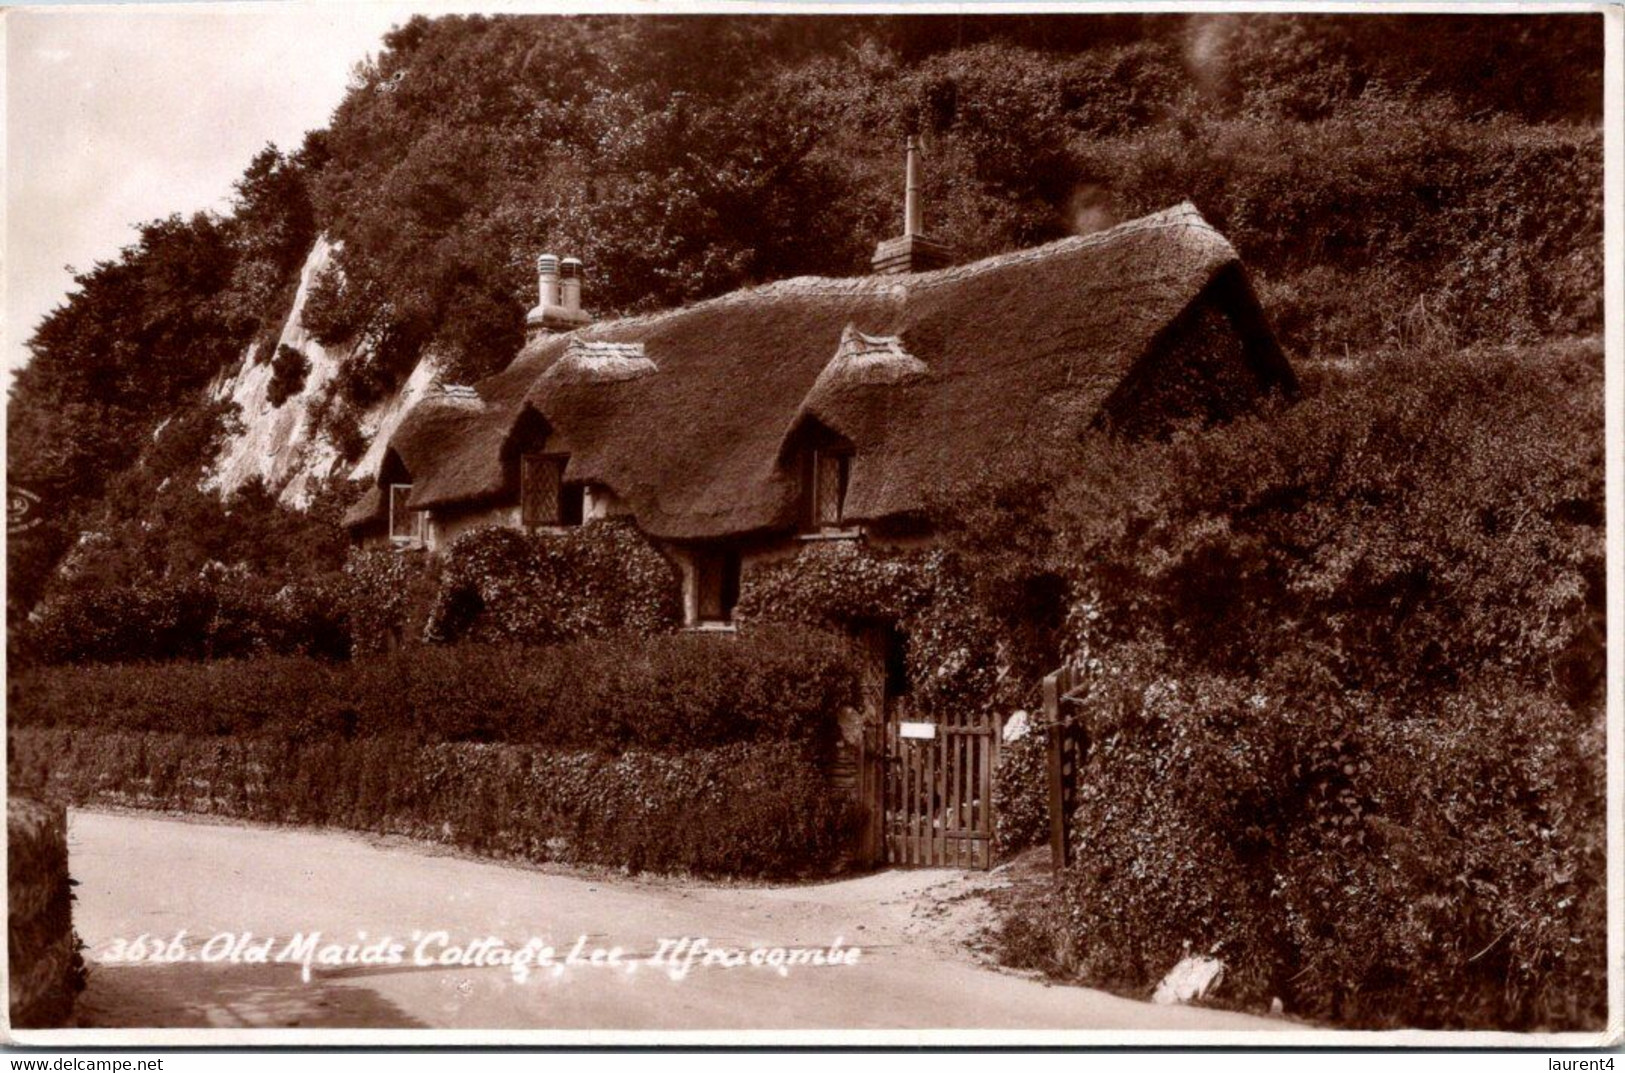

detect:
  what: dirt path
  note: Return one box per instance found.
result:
[65,809,1288,1033]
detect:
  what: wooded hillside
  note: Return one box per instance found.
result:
[6,13,1603,618]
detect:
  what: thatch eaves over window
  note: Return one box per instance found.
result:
[539,340,658,386]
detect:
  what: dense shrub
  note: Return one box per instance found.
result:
[9,729,856,879]
[976,338,1605,1029]
[17,521,681,666]
[737,541,1026,720]
[21,557,373,666]
[1002,660,1606,1030]
[425,522,682,646]
[8,626,859,753]
[266,343,311,407]
[1070,98,1602,355]
[991,729,1048,858]
[1038,339,1605,704]
[23,563,291,665]
[736,539,930,630]
[343,545,438,655]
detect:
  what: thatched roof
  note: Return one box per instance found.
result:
[342,485,385,529]
[351,204,1293,539]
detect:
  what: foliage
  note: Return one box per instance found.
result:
[425,522,682,646]
[973,338,1605,1028]
[738,539,1041,854]
[11,728,857,879]
[297,13,1601,397]
[17,560,358,667]
[266,344,311,407]
[1045,340,1604,703]
[735,539,931,629]
[343,546,438,656]
[10,623,862,877]
[8,626,859,753]
[737,540,1025,720]
[6,213,245,612]
[8,140,323,612]
[14,467,363,667]
[1069,96,1602,355]
[998,660,1606,1030]
[991,730,1048,857]
[18,516,684,667]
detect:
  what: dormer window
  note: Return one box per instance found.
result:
[388,483,422,545]
[803,445,853,533]
[521,452,584,529]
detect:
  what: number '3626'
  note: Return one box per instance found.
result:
[102,931,189,963]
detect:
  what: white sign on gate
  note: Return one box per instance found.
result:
[898,721,936,740]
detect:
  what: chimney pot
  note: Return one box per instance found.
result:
[905,135,922,237]
[536,253,560,308]
[871,135,956,276]
[560,257,583,314]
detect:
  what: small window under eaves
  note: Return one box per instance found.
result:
[804,446,853,532]
[388,484,422,545]
[521,453,584,528]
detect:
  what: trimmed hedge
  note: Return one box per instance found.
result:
[7,797,86,1028]
[14,521,682,667]
[998,667,1607,1030]
[425,522,683,646]
[7,626,859,753]
[18,563,352,667]
[9,729,856,879]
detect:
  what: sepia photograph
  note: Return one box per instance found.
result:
[2,0,1620,1052]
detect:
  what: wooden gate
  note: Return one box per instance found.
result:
[882,709,996,869]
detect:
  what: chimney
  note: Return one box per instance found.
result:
[872,134,955,276]
[526,251,590,339]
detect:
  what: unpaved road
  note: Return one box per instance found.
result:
[66,809,1286,1033]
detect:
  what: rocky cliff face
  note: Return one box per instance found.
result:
[205,237,438,507]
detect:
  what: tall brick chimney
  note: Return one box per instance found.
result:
[871,135,955,275]
[526,252,591,339]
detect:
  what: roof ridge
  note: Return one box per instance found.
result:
[568,203,1217,342]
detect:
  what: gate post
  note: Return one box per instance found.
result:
[860,722,884,867]
[1043,671,1069,873]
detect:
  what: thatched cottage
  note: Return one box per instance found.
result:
[343,160,1294,630]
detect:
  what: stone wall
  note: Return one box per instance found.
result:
[7,798,84,1028]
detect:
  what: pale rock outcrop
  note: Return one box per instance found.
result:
[206,237,438,507]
